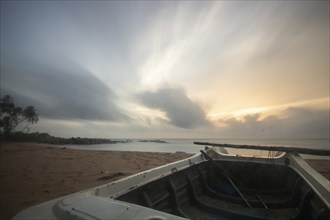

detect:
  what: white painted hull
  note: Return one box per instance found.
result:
[13,147,330,220]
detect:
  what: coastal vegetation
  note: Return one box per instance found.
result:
[0,94,167,145]
[2,131,168,145]
[0,95,38,137]
[4,131,131,145]
[0,94,129,145]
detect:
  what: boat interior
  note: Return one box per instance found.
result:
[117,159,330,220]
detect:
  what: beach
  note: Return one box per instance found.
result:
[0,142,329,220]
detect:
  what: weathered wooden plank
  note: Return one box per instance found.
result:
[194,142,330,156]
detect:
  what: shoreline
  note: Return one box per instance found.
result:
[1,142,329,220]
[0,142,192,219]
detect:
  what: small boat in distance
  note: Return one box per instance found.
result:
[13,142,330,220]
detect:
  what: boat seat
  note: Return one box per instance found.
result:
[117,161,329,220]
[186,174,297,220]
[199,165,303,209]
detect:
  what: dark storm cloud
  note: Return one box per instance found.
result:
[1,61,126,121]
[219,107,329,139]
[138,87,207,129]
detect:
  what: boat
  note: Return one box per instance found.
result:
[13,142,330,220]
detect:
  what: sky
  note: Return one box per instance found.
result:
[1,1,329,139]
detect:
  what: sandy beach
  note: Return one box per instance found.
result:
[0,142,329,220]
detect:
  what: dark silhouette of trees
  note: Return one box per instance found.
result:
[0,95,39,137]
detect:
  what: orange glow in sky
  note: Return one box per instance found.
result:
[1,1,329,138]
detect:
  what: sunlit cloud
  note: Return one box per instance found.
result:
[1,1,328,138]
[132,105,170,125]
[208,97,329,124]
[137,1,223,90]
[216,107,329,139]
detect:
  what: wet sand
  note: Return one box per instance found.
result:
[0,142,329,220]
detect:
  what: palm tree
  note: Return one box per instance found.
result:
[0,95,39,136]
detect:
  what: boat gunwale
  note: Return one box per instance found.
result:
[94,148,288,199]
[286,153,330,208]
[13,148,330,220]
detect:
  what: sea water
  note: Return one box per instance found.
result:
[63,138,329,159]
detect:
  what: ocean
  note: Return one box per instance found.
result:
[62,138,329,159]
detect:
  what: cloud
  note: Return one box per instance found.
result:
[218,107,329,139]
[137,87,207,128]
[1,61,127,121]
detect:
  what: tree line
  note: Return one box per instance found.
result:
[0,95,128,145]
[0,95,38,138]
[8,131,130,145]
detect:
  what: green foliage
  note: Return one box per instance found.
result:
[0,95,39,137]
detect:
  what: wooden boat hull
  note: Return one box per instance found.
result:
[13,148,330,220]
